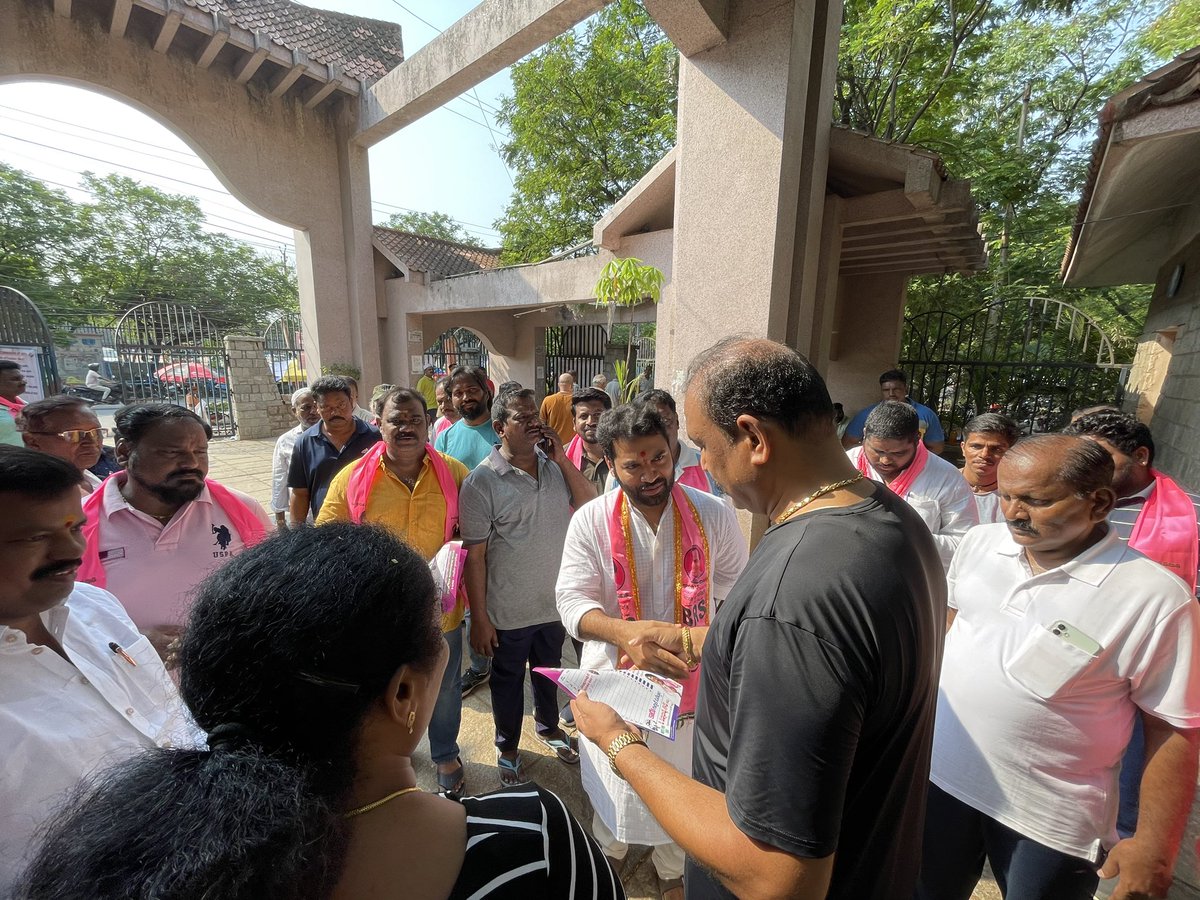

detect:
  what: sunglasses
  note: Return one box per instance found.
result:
[29,428,104,444]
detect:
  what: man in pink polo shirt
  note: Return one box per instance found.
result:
[79,404,271,664]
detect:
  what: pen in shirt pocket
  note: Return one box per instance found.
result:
[108,641,138,667]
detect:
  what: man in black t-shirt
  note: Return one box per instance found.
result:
[573,337,945,899]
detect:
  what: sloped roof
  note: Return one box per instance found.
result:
[183,0,404,81]
[372,227,503,279]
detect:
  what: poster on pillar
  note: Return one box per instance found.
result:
[411,355,424,375]
[0,345,46,403]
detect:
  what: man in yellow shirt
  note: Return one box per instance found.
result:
[416,364,438,415]
[317,386,470,796]
[540,371,576,444]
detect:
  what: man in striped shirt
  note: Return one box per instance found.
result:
[1064,410,1200,840]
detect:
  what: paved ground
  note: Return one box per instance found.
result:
[203,437,1200,900]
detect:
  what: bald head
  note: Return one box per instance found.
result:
[1000,434,1113,497]
[685,336,833,441]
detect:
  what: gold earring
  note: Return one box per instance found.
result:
[406,711,416,734]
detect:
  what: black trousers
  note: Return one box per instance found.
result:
[491,621,565,753]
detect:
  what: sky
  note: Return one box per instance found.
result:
[0,0,521,259]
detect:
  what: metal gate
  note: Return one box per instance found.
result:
[264,312,306,397]
[0,285,60,401]
[899,297,1129,439]
[545,325,608,394]
[111,301,236,438]
[423,327,488,375]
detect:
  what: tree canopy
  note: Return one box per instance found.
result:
[493,0,677,262]
[381,209,484,247]
[0,167,296,334]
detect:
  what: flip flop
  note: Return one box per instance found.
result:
[497,751,529,787]
[659,875,684,900]
[536,729,579,765]
[436,757,465,798]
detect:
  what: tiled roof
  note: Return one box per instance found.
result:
[372,227,503,279]
[183,0,404,81]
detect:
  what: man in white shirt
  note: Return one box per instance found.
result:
[557,404,748,899]
[270,388,320,530]
[605,389,721,496]
[84,364,113,401]
[958,412,1019,524]
[0,447,196,894]
[847,401,976,569]
[916,434,1200,900]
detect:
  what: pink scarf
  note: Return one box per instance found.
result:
[856,440,929,499]
[0,396,25,415]
[677,464,710,492]
[608,484,709,716]
[79,474,267,588]
[345,443,458,543]
[566,434,585,468]
[1130,470,1199,593]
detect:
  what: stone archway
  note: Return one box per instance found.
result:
[0,0,383,384]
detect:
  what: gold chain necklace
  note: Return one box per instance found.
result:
[774,474,865,525]
[344,786,422,819]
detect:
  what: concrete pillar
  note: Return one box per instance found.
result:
[224,335,292,440]
[824,272,908,416]
[657,0,842,398]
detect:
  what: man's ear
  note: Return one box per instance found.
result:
[1089,486,1117,523]
[115,438,132,466]
[735,414,770,465]
[1133,446,1152,468]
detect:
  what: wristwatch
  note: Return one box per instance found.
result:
[605,730,647,779]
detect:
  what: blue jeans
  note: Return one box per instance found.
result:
[914,783,1099,900]
[429,623,463,765]
[1117,714,1144,838]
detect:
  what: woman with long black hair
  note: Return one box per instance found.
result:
[18,524,622,899]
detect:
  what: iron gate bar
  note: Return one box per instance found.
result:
[263,312,306,397]
[423,328,488,379]
[544,324,608,396]
[112,301,237,438]
[0,285,61,395]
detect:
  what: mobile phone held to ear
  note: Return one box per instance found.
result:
[539,434,555,455]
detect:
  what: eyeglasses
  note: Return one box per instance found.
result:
[29,428,103,444]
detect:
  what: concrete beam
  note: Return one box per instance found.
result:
[303,66,341,109]
[196,25,228,68]
[642,0,728,55]
[110,0,132,38]
[153,6,184,54]
[593,148,676,249]
[269,50,309,98]
[53,0,70,18]
[357,0,608,147]
[233,33,270,84]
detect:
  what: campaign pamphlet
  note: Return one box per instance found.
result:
[534,667,682,740]
[429,541,466,614]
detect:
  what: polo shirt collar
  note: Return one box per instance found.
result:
[993,525,1120,587]
[487,445,546,476]
[101,473,213,522]
[312,417,373,446]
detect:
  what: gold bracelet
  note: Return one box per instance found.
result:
[606,730,647,779]
[681,625,697,669]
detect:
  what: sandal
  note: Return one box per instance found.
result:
[658,875,684,900]
[436,757,466,798]
[497,751,529,787]
[536,729,579,765]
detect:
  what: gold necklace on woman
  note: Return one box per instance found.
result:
[344,786,422,818]
[774,474,865,525]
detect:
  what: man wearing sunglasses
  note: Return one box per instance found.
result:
[19,397,106,493]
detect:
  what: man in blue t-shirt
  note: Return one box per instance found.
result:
[842,368,944,454]
[433,365,498,470]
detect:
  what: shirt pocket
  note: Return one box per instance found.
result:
[1005,625,1098,699]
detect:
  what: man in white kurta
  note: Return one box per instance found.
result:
[847,401,976,569]
[556,405,748,892]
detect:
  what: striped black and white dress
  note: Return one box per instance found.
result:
[446,784,625,899]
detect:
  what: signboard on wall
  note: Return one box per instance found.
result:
[0,345,46,403]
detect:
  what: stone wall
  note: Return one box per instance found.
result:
[1125,232,1200,491]
[224,335,292,440]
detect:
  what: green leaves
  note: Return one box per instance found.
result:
[381,210,483,247]
[0,167,296,333]
[493,0,676,262]
[593,257,664,308]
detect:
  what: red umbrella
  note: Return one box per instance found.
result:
[154,362,226,384]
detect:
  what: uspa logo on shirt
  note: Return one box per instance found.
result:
[211,524,233,557]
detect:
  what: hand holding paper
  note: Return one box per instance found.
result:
[535,667,682,739]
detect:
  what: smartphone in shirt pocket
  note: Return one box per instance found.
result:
[1006,619,1102,699]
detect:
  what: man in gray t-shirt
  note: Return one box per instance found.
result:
[459,388,598,785]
